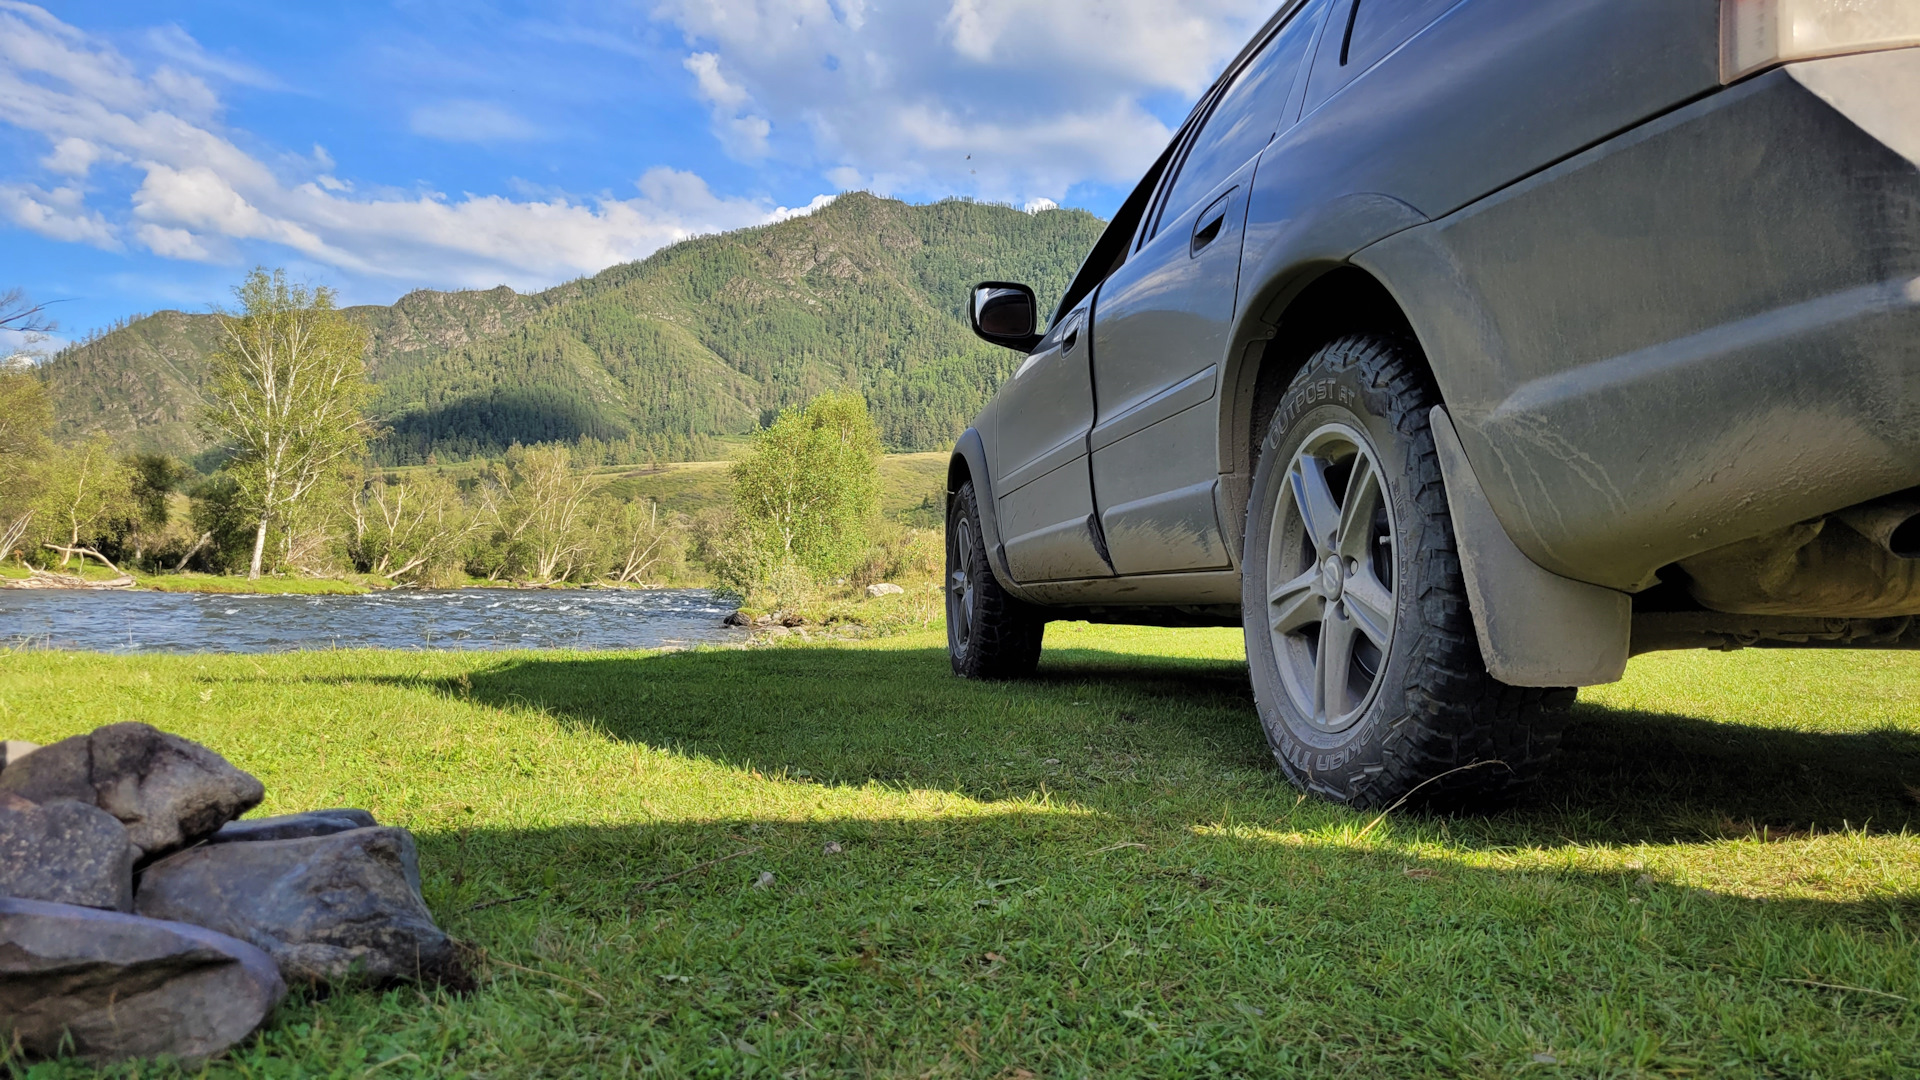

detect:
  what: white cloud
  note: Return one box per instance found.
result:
[41,135,104,176]
[0,4,830,291]
[133,221,213,261]
[683,51,750,110]
[939,0,1250,90]
[1,326,70,360]
[0,182,118,247]
[683,52,770,159]
[145,23,282,90]
[653,0,1273,205]
[770,193,838,222]
[147,65,218,116]
[1024,197,1058,214]
[409,100,543,143]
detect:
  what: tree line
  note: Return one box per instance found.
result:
[3,271,937,601]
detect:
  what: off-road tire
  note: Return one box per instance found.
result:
[948,480,1045,679]
[1242,334,1574,809]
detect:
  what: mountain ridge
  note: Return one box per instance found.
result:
[41,193,1105,464]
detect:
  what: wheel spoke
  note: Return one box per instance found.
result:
[1344,567,1393,647]
[1289,455,1342,557]
[1268,568,1324,635]
[1336,453,1381,562]
[950,518,974,645]
[1317,609,1359,721]
[1266,421,1401,733]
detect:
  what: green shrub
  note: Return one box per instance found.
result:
[721,393,882,590]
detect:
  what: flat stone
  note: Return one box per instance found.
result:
[0,723,264,862]
[866,582,905,597]
[0,798,134,911]
[136,826,467,989]
[208,808,378,844]
[0,896,285,1063]
[0,740,37,772]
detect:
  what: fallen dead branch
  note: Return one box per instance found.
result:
[4,567,136,590]
[174,531,212,572]
[43,543,127,576]
[634,847,761,895]
[1783,978,1909,1002]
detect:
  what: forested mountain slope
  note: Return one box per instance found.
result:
[42,194,1104,464]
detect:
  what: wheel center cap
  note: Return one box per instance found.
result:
[1320,555,1346,601]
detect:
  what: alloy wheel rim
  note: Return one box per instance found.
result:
[949,514,975,651]
[1266,422,1398,733]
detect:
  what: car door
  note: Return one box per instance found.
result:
[991,293,1111,583]
[1088,0,1332,576]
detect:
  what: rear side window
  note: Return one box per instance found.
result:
[1342,0,1459,71]
[1153,0,1328,238]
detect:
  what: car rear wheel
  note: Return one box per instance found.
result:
[1242,334,1573,808]
[948,480,1044,679]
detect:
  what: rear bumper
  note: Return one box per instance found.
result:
[1376,48,1920,593]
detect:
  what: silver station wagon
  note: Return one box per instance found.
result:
[947,0,1920,806]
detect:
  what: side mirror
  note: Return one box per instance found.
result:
[970,282,1044,352]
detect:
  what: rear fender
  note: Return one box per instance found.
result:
[1217,193,1430,547]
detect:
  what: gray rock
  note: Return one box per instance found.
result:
[0,795,134,911]
[866,582,905,597]
[136,826,467,989]
[209,808,378,844]
[0,739,37,772]
[0,896,285,1063]
[0,723,264,862]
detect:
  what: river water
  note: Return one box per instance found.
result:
[0,587,745,653]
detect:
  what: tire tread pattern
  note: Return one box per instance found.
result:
[1256,334,1574,809]
[949,481,1045,679]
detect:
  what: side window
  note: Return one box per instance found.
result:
[1304,0,1459,114]
[1152,0,1327,238]
[1344,0,1459,71]
[1051,142,1172,323]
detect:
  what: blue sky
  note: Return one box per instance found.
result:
[1,0,1273,353]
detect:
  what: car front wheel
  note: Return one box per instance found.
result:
[1242,334,1573,808]
[947,480,1044,679]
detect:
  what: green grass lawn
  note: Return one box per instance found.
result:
[3,629,1917,1077]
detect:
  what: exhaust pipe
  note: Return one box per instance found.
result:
[1836,498,1920,559]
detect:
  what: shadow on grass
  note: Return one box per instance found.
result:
[399,812,1918,1078]
[365,642,1920,843]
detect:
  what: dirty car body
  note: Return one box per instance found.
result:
[946,0,1920,807]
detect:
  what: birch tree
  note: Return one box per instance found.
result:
[348,473,477,584]
[30,433,134,569]
[202,269,372,579]
[510,444,597,583]
[474,444,597,583]
[729,392,881,582]
[603,497,674,584]
[0,364,52,558]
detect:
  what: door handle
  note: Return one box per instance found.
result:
[1191,190,1235,257]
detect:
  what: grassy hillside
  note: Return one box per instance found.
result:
[37,310,222,461]
[42,195,1104,464]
